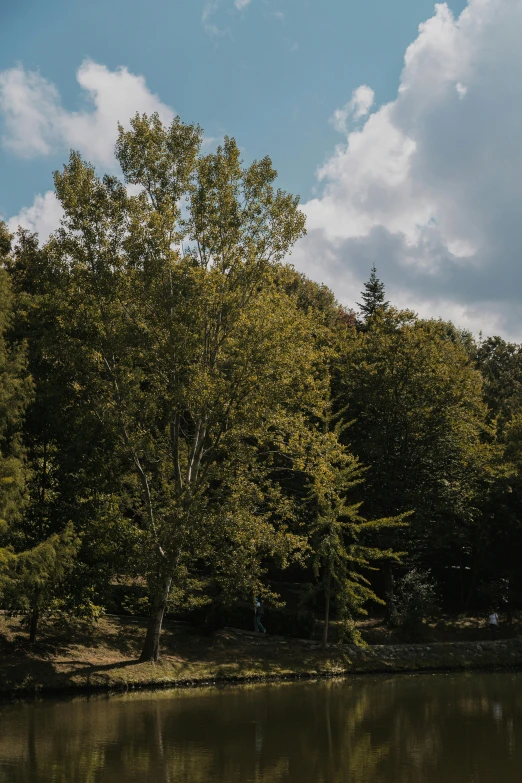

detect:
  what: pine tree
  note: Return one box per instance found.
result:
[357,265,389,320]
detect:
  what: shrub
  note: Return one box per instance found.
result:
[390,568,438,640]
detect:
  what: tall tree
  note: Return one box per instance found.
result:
[48,113,325,661]
[475,335,522,430]
[335,308,492,603]
[0,223,79,639]
[357,265,389,321]
[301,404,406,648]
[0,223,33,587]
[5,228,126,639]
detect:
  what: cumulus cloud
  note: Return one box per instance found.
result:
[293,0,522,339]
[6,191,63,241]
[0,68,62,157]
[0,60,176,241]
[0,60,174,168]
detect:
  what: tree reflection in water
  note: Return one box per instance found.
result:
[1,673,522,782]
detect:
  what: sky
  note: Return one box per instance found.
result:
[3,0,522,339]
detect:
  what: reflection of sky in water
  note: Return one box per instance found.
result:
[1,673,522,782]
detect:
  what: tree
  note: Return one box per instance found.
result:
[0,225,33,598]
[390,568,438,639]
[47,113,326,661]
[4,227,127,639]
[470,336,522,612]
[0,223,80,640]
[356,265,389,321]
[335,308,492,604]
[475,335,522,431]
[298,403,407,648]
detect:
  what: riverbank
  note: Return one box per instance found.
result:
[2,615,522,699]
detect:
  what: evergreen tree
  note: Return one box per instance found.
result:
[301,400,407,648]
[0,222,80,642]
[0,225,32,543]
[335,308,493,608]
[357,265,389,320]
[5,228,125,637]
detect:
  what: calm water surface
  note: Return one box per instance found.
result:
[0,672,521,782]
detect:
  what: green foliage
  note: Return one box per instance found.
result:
[3,225,125,635]
[300,402,407,646]
[2,114,522,649]
[389,568,438,639]
[46,113,324,659]
[0,224,84,634]
[336,308,492,570]
[1,522,80,614]
[356,265,389,321]
[0,236,32,529]
[475,335,522,432]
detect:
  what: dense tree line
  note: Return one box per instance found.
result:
[1,114,521,658]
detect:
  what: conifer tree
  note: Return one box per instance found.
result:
[0,223,33,543]
[336,307,491,607]
[357,265,389,320]
[0,222,79,642]
[302,402,407,649]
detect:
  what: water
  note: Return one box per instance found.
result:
[0,672,521,782]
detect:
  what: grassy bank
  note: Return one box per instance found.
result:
[0,615,349,697]
[2,614,522,699]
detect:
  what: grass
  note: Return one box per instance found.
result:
[356,612,522,644]
[0,614,348,697]
[1,611,521,698]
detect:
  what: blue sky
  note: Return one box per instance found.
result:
[2,0,522,338]
[0,0,465,210]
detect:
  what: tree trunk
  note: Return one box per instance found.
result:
[29,606,39,645]
[322,568,332,651]
[139,575,172,663]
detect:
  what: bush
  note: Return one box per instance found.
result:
[390,568,438,640]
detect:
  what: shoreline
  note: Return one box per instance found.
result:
[2,630,522,702]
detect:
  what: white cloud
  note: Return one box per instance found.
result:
[330,85,375,132]
[235,0,252,9]
[6,191,63,241]
[1,61,224,244]
[293,0,522,339]
[0,60,174,168]
[455,81,468,98]
[0,68,61,157]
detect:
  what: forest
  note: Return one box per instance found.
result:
[1,113,521,663]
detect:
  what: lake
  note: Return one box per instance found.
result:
[0,672,521,782]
